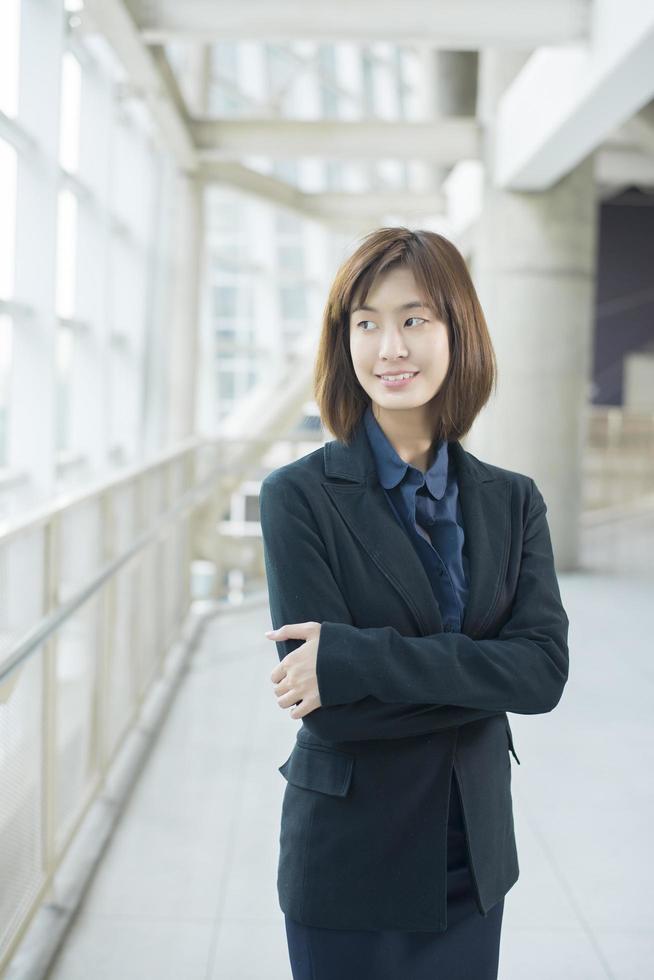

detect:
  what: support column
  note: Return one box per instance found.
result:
[467,53,598,571]
[417,50,478,202]
[167,172,203,442]
[166,46,210,443]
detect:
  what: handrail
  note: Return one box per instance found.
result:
[0,434,307,544]
[0,435,232,974]
[0,458,224,685]
[0,429,327,692]
[0,436,201,544]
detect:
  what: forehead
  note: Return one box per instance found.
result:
[351,265,430,312]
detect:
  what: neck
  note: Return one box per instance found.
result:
[372,403,438,473]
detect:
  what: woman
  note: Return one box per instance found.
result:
[259,227,569,980]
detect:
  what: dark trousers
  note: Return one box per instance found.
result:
[284,768,505,980]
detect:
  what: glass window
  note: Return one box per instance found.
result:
[55,189,78,319]
[322,86,339,117]
[275,210,302,235]
[272,160,299,184]
[212,42,239,83]
[55,324,75,452]
[210,87,250,115]
[279,284,306,319]
[0,313,12,465]
[325,160,343,191]
[207,193,241,233]
[0,138,17,300]
[0,0,21,118]
[216,326,236,344]
[362,47,376,116]
[59,52,82,174]
[265,43,297,95]
[278,243,304,274]
[213,285,238,318]
[317,45,336,77]
[218,371,236,400]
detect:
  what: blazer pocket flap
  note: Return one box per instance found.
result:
[278,743,354,797]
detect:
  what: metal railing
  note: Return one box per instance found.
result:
[585,405,654,508]
[587,404,654,453]
[0,436,231,975]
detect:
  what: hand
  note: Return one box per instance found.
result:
[266,621,322,720]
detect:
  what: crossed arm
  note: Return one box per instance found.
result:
[259,472,569,744]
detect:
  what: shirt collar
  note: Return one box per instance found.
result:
[363,404,449,499]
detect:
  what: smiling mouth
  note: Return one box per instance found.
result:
[376,371,420,388]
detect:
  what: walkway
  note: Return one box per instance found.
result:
[46,509,654,979]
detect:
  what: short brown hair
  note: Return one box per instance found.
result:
[313,226,497,445]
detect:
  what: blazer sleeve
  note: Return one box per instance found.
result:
[259,472,505,742]
[316,479,570,715]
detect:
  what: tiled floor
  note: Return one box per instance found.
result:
[45,511,654,980]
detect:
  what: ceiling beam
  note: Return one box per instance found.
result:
[198,161,447,230]
[192,117,479,163]
[198,161,303,209]
[127,0,589,49]
[493,0,654,189]
[80,0,197,171]
[301,189,446,220]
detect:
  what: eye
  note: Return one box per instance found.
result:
[355,316,427,330]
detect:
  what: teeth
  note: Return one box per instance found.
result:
[380,372,416,381]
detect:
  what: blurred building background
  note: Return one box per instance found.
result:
[0,1,653,978]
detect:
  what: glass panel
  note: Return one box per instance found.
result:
[0,314,12,466]
[55,189,78,319]
[278,243,304,273]
[213,285,238,318]
[59,52,82,174]
[279,284,306,319]
[0,139,17,300]
[55,324,75,452]
[0,0,21,118]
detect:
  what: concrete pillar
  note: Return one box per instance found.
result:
[166,48,209,443]
[435,51,478,116]
[467,51,598,571]
[420,51,478,193]
[167,173,203,442]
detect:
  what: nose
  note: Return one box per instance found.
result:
[379,325,409,360]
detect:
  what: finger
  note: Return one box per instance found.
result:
[289,700,305,719]
[277,690,300,709]
[290,694,318,720]
[266,623,312,641]
[271,655,294,682]
[266,625,292,638]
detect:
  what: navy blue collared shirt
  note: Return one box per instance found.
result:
[363,404,470,633]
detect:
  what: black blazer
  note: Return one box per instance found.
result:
[259,417,569,932]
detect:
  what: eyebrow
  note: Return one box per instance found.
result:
[351,300,431,315]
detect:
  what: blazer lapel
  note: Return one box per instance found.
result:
[322,417,511,640]
[452,442,512,638]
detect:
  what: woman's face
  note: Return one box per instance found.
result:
[348,265,450,416]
